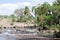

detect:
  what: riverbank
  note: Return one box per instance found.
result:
[0,35,60,40]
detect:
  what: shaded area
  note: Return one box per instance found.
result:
[18,38,60,40]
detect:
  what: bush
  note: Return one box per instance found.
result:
[12,18,16,22]
[50,25,59,30]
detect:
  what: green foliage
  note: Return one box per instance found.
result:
[13,0,60,33]
[57,0,60,4]
[10,14,17,22]
[24,6,30,15]
[22,15,29,22]
[50,25,59,30]
[35,2,50,15]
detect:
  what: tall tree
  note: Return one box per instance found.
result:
[15,8,24,17]
[24,6,30,15]
[14,8,24,22]
[52,0,60,25]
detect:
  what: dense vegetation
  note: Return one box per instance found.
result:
[12,0,60,30]
[0,0,60,38]
[14,0,60,38]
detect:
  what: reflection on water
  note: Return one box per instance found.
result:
[0,29,38,40]
[0,37,6,40]
[0,34,18,40]
[0,29,18,40]
[0,37,18,40]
